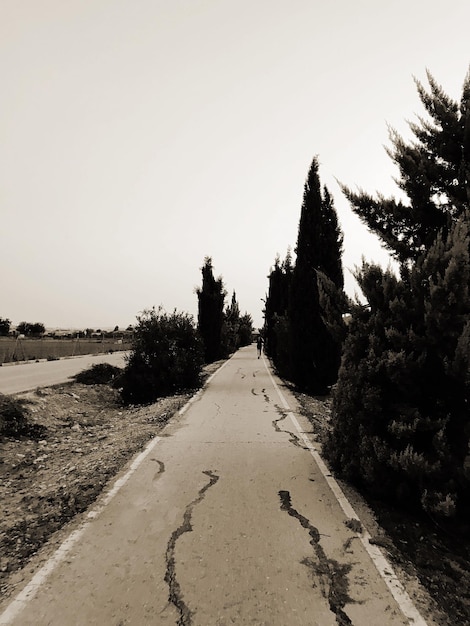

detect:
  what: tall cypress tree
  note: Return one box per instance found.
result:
[222,290,241,355]
[197,257,226,363]
[264,250,293,367]
[289,157,344,393]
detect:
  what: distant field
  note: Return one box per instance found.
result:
[0,338,132,364]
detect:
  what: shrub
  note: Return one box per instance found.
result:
[119,308,204,405]
[325,219,470,516]
[73,363,123,385]
[0,394,46,439]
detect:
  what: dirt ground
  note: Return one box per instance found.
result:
[1,367,469,625]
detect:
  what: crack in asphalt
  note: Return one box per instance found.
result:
[150,458,165,480]
[164,470,220,626]
[272,405,309,450]
[279,490,354,625]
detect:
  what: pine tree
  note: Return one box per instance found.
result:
[196,257,226,363]
[289,157,344,393]
[342,70,470,263]
[326,71,470,516]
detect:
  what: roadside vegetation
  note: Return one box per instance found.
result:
[119,308,204,405]
[72,363,123,386]
[264,157,346,394]
[264,68,470,524]
[196,257,254,363]
[326,70,470,521]
[116,264,253,405]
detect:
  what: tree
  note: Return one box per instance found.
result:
[16,322,29,336]
[16,322,45,337]
[264,248,294,352]
[238,313,254,347]
[30,322,45,337]
[327,217,470,515]
[342,70,470,263]
[264,250,293,370]
[119,308,204,405]
[289,157,344,393]
[196,257,226,363]
[0,318,11,336]
[326,70,470,517]
[222,291,241,355]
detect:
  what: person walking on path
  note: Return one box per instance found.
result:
[257,335,263,358]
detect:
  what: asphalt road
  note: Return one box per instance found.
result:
[0,346,428,625]
[0,352,128,394]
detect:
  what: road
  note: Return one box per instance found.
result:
[0,346,428,625]
[0,352,128,394]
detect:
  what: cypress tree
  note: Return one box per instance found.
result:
[289,157,344,393]
[196,257,226,363]
[264,250,293,370]
[222,291,241,355]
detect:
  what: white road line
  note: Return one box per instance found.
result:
[262,355,428,626]
[0,359,230,625]
[0,434,163,625]
[179,357,231,416]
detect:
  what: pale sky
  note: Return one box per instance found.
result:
[1,0,469,330]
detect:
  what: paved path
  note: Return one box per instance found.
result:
[0,352,127,394]
[0,346,428,625]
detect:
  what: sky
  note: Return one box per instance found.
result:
[1,0,469,330]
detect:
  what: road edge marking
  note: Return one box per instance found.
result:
[179,357,231,416]
[0,358,230,625]
[262,355,428,626]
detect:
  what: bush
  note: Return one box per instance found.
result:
[0,394,46,439]
[73,363,123,385]
[325,219,470,517]
[119,308,204,405]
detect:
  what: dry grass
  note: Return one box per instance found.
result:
[0,338,131,364]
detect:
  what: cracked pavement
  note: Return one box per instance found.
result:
[3,345,416,625]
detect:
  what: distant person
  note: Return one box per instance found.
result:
[257,336,263,358]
